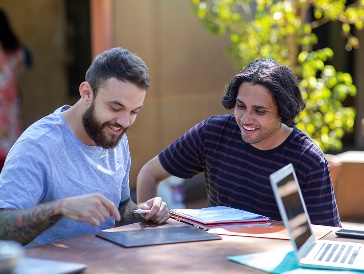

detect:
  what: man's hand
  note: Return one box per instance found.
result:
[60,193,121,226]
[138,197,170,224]
[0,193,121,245]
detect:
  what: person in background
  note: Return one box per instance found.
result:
[137,58,341,227]
[0,9,32,171]
[0,47,169,247]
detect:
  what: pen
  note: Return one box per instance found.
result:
[133,209,151,214]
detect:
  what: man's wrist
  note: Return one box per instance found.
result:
[54,199,64,216]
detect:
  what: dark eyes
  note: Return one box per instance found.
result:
[110,106,121,112]
[110,105,139,115]
[236,102,245,109]
[236,102,265,115]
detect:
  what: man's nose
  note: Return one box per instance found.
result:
[116,114,131,128]
[240,111,253,123]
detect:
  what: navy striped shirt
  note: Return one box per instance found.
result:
[159,114,341,227]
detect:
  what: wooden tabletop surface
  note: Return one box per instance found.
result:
[24,219,351,274]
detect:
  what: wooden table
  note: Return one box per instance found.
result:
[24,219,352,274]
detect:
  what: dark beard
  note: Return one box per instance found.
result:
[82,102,128,149]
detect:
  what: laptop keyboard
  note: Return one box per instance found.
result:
[312,242,361,265]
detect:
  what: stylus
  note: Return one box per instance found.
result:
[133,209,151,214]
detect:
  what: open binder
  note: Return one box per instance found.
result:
[170,206,270,230]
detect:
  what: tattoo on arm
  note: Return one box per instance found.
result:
[115,197,144,227]
[0,201,63,245]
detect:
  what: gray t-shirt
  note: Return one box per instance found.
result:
[0,106,131,247]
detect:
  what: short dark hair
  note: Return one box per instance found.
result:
[85,47,149,96]
[221,58,305,127]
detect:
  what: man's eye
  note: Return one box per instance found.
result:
[236,103,245,109]
[110,106,120,112]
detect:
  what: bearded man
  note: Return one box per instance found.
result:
[0,48,169,247]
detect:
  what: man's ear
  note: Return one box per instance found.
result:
[79,82,93,103]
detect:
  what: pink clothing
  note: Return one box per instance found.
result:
[0,45,25,160]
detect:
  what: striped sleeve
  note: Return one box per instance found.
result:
[158,121,206,178]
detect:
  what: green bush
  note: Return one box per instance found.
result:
[191,0,364,151]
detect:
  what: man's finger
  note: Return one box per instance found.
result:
[99,196,121,221]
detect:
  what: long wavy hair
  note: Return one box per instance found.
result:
[222,59,305,127]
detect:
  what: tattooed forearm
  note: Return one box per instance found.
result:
[115,198,144,227]
[0,201,63,245]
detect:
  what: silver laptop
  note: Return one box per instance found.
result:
[270,163,364,271]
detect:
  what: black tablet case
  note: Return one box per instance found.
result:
[95,225,222,247]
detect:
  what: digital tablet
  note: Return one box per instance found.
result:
[335,228,364,239]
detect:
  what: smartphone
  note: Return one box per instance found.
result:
[335,228,364,239]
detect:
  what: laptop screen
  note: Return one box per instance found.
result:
[277,172,312,251]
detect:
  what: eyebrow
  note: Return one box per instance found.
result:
[236,99,269,110]
[109,101,143,111]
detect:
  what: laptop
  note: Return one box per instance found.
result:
[269,163,364,271]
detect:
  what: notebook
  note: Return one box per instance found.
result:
[269,163,364,271]
[169,206,270,230]
[96,225,221,247]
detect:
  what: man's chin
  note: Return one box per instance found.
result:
[98,134,124,149]
[241,136,256,144]
[98,141,118,149]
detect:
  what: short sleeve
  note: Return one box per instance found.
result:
[158,121,206,178]
[0,139,48,209]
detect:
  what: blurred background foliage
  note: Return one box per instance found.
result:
[191,0,364,151]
